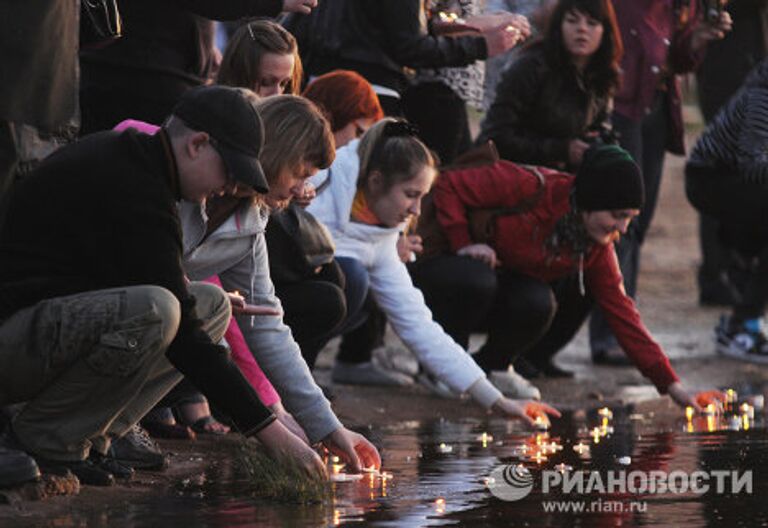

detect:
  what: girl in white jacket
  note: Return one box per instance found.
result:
[308,118,559,424]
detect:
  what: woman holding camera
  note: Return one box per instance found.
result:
[477,0,622,170]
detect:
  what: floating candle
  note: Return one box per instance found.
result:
[748,395,765,411]
[534,415,551,430]
[728,415,742,431]
[725,389,738,404]
[573,442,590,455]
[438,443,453,454]
[703,403,717,416]
[685,406,695,421]
[330,473,364,482]
[554,463,573,473]
[616,456,631,465]
[597,407,613,419]
[741,403,755,419]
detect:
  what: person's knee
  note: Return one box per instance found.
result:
[316,283,347,334]
[509,283,556,330]
[462,261,498,303]
[188,282,231,341]
[124,285,181,349]
[336,258,370,311]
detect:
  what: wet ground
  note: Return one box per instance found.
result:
[3,106,768,526]
[4,392,767,527]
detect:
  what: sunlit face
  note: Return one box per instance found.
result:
[561,9,604,65]
[265,161,318,209]
[254,52,295,97]
[334,117,376,149]
[582,209,639,245]
[179,135,238,204]
[366,165,436,228]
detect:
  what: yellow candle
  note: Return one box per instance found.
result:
[685,406,695,421]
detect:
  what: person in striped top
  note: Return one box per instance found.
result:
[686,58,768,363]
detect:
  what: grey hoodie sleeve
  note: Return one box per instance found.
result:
[218,231,342,444]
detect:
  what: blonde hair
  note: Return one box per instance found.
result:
[255,95,335,186]
[357,118,435,191]
[217,20,303,96]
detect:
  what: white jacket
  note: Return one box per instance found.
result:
[308,140,503,409]
[178,200,342,443]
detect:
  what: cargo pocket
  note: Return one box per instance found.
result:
[38,291,124,371]
[84,311,164,378]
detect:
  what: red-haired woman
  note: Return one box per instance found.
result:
[303,70,385,149]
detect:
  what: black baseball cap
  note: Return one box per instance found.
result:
[172,85,269,193]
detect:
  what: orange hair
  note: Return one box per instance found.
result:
[302,70,384,132]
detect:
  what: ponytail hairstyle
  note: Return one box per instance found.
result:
[217,19,303,96]
[356,118,436,192]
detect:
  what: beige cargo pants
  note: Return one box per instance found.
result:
[0,282,230,461]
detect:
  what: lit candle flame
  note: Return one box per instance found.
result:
[685,406,695,421]
[597,407,613,419]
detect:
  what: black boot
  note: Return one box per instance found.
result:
[0,428,41,488]
[36,457,116,487]
[89,452,135,480]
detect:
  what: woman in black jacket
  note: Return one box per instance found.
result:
[477,0,622,170]
[287,0,525,116]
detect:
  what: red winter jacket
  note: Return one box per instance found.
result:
[433,160,679,392]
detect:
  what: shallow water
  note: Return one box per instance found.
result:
[24,400,768,527]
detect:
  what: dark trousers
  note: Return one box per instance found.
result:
[275,260,347,368]
[410,255,593,372]
[410,255,498,350]
[685,162,768,321]
[402,81,472,165]
[589,93,669,353]
[474,274,593,372]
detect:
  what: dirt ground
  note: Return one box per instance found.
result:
[3,102,767,523]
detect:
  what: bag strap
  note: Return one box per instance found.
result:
[476,165,547,217]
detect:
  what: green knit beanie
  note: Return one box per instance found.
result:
[575,144,644,211]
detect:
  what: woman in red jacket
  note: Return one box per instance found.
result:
[424,144,700,409]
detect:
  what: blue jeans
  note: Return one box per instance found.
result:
[334,257,371,337]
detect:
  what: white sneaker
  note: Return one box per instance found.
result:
[332,360,414,386]
[372,345,420,377]
[489,366,541,400]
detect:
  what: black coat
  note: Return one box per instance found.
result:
[477,46,612,169]
[0,129,274,435]
[0,0,79,133]
[286,0,488,93]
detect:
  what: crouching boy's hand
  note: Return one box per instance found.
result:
[255,419,328,479]
[492,398,561,427]
[322,427,381,473]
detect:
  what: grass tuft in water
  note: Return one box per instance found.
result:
[237,442,330,504]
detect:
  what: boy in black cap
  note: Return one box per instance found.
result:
[0,85,378,487]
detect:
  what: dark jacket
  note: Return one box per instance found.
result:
[0,129,274,435]
[81,0,282,84]
[477,47,612,169]
[433,160,680,392]
[689,59,768,186]
[286,0,488,93]
[0,0,79,133]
